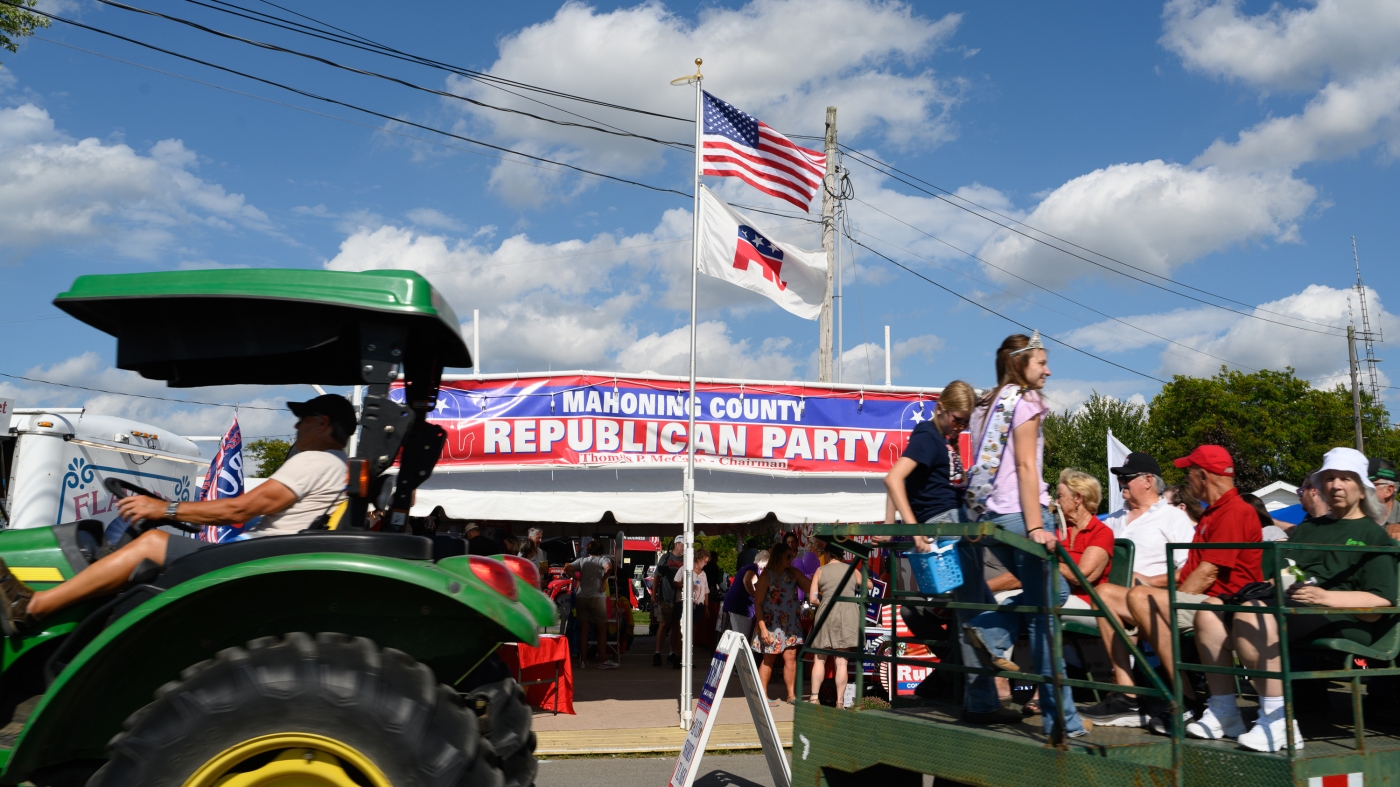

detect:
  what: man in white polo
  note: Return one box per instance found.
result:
[1080,451,1197,727]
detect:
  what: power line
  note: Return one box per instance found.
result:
[0,372,283,410]
[844,236,1169,384]
[839,149,1346,337]
[210,0,692,122]
[10,2,691,198]
[87,0,692,150]
[33,35,669,187]
[849,196,1262,373]
[194,0,691,144]
[0,315,63,326]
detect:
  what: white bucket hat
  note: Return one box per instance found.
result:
[1312,447,1375,490]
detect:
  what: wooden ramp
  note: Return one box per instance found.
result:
[535,721,793,756]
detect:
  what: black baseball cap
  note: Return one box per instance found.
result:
[1110,452,1162,477]
[1370,457,1397,485]
[287,394,358,434]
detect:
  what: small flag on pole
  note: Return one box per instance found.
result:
[701,92,825,211]
[198,417,247,543]
[697,186,825,319]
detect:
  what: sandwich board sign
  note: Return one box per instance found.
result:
[667,629,790,787]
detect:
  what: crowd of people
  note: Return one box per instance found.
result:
[883,331,1400,753]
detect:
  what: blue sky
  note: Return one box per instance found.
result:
[2,0,1397,447]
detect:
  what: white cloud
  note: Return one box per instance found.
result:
[971,2,1400,294]
[1151,285,1391,383]
[451,0,966,203]
[325,209,816,378]
[406,207,467,232]
[1194,64,1400,172]
[976,160,1316,289]
[833,333,943,385]
[0,104,271,262]
[1039,379,1154,415]
[323,214,688,309]
[614,320,800,380]
[1161,0,1400,91]
[1062,284,1395,389]
[3,352,308,455]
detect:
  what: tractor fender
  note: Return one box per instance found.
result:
[3,552,545,784]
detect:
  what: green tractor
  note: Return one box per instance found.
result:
[0,269,554,786]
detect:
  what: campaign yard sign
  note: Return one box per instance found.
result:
[395,373,955,476]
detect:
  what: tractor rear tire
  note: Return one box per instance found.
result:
[463,677,538,787]
[88,631,503,787]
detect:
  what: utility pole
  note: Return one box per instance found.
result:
[1352,237,1383,403]
[818,106,837,382]
[1349,325,1364,452]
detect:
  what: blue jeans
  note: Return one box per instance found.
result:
[958,509,1083,735]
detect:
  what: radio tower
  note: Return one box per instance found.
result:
[1353,236,1383,403]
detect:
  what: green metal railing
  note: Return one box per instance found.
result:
[796,524,1400,778]
[796,522,1179,764]
[1167,540,1400,756]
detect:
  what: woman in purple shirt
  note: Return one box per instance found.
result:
[722,551,767,642]
[960,332,1086,740]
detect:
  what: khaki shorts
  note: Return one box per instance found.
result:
[577,595,608,628]
[1175,592,1212,632]
[654,601,675,624]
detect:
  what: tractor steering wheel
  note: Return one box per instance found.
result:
[102,478,204,534]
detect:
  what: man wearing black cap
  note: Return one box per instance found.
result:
[0,395,355,632]
[1082,451,1196,728]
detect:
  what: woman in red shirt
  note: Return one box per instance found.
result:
[1055,469,1114,628]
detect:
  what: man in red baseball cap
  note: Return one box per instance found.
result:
[1119,445,1262,735]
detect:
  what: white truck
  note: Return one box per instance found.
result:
[1,408,206,536]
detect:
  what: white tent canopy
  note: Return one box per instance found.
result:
[409,467,887,524]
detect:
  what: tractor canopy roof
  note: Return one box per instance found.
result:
[54,269,471,387]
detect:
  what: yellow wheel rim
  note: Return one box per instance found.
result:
[182,733,392,787]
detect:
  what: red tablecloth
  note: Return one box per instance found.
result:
[499,635,574,714]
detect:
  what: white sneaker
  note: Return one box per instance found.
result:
[1238,713,1304,752]
[599,660,619,670]
[1185,706,1247,740]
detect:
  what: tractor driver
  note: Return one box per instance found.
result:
[0,394,356,635]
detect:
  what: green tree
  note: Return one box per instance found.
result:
[695,533,738,576]
[244,438,291,477]
[1,0,47,64]
[1043,392,1154,512]
[1147,367,1399,490]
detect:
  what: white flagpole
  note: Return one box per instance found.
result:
[672,57,703,732]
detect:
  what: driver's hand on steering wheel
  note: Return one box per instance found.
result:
[116,495,172,523]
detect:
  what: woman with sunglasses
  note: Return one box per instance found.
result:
[884,380,976,547]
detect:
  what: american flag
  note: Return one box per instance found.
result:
[701,92,826,211]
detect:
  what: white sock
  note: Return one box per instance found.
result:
[1207,695,1239,716]
[1259,696,1284,716]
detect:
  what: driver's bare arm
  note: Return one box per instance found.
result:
[116,481,298,526]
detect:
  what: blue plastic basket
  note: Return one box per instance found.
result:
[909,537,963,594]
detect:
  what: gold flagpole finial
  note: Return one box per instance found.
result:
[670,57,704,86]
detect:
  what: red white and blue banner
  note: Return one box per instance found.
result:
[395,373,961,477]
[197,417,247,543]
